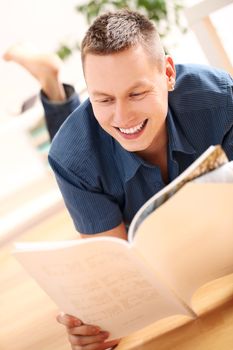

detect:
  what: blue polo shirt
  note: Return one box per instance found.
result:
[48,64,233,234]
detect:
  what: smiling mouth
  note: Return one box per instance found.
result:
[116,119,148,135]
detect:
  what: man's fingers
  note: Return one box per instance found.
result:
[68,325,103,336]
[56,313,82,328]
[71,343,102,350]
[56,313,120,349]
[68,331,109,346]
[97,338,120,350]
[71,338,120,350]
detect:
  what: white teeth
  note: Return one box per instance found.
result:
[119,120,145,134]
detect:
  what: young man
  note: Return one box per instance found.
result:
[5,9,233,350]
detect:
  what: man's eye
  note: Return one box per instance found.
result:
[130,92,146,98]
[98,98,113,103]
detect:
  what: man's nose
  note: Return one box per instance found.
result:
[113,101,130,126]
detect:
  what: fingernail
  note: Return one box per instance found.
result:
[73,319,81,326]
[101,331,109,338]
[92,326,101,334]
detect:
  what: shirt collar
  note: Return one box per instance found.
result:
[111,139,145,182]
[167,109,196,157]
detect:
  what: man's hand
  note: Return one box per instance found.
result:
[57,313,120,350]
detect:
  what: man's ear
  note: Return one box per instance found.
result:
[165,55,176,91]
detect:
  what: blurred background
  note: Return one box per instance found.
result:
[0,0,233,349]
[0,0,232,116]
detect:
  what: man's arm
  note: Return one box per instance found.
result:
[80,221,127,240]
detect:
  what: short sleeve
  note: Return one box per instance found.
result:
[229,73,233,99]
[48,156,123,234]
[40,84,81,141]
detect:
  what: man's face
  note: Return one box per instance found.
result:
[84,45,175,156]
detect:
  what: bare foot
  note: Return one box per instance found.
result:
[3,43,66,102]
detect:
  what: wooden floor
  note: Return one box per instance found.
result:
[1,207,233,350]
[0,208,79,350]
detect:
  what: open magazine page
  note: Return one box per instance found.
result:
[14,237,192,339]
[128,145,229,242]
[131,183,233,307]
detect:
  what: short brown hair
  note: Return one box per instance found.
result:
[81,9,165,70]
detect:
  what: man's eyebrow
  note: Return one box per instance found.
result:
[92,91,111,97]
[92,81,151,97]
[128,81,150,91]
